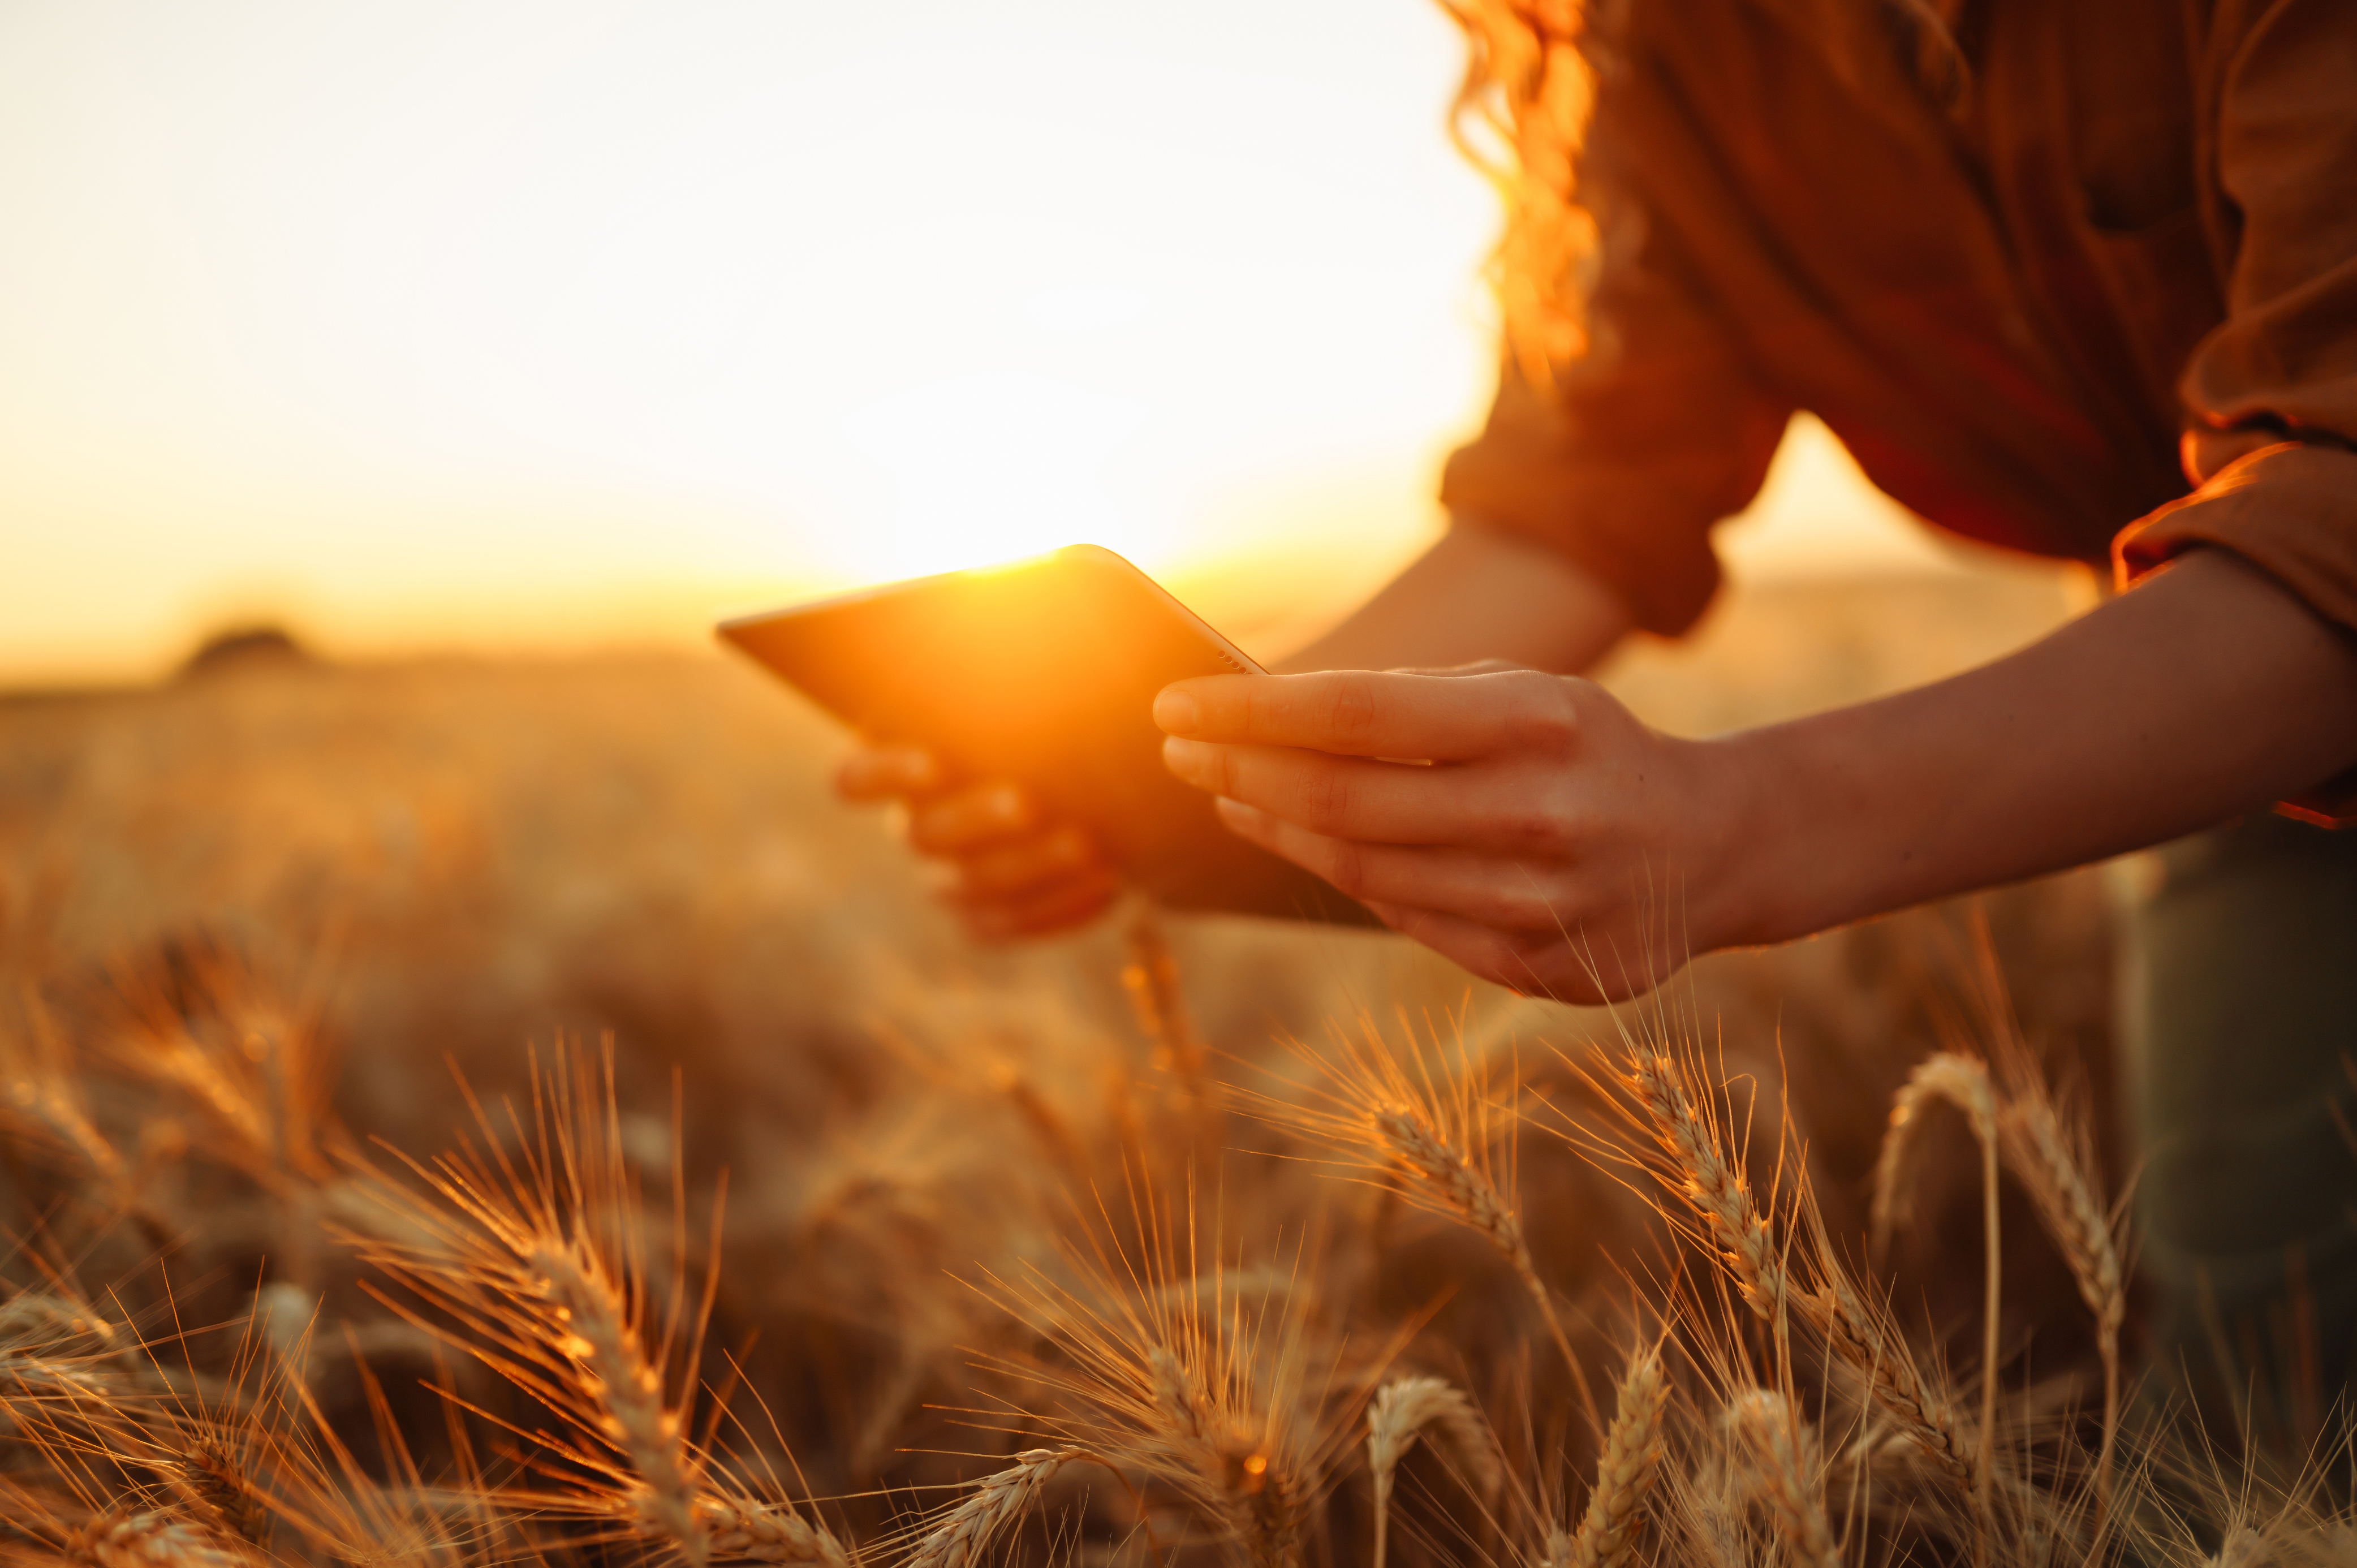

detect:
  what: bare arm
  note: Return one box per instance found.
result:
[1276,520,1633,675]
[1157,548,2357,999]
[1713,549,2357,945]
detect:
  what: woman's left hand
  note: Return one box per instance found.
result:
[1153,666,1736,1003]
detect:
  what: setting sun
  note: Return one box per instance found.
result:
[0,1,1950,684]
[0,0,1500,679]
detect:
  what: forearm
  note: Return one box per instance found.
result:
[1275,518,1633,675]
[1713,549,2357,946]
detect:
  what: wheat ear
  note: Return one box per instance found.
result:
[1235,1445,1304,1568]
[529,1237,706,1565]
[1999,1092,2122,1527]
[1372,1105,1593,1418]
[2,1346,123,1405]
[67,1513,260,1568]
[2211,1524,2265,1568]
[1876,1052,2000,1531]
[1148,1345,1219,1447]
[1146,1347,1297,1568]
[1569,1342,1669,1568]
[698,1497,854,1568]
[1727,1390,1839,1568]
[910,1448,1084,1568]
[1627,1054,1788,1338]
[1803,1256,1973,1494]
[1534,1526,1573,1568]
[180,1437,272,1547]
[1367,1376,1501,1568]
[1122,905,1205,1082]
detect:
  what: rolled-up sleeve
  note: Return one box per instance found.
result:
[2114,0,2357,636]
[1439,153,1791,638]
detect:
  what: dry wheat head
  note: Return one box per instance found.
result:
[1627,1053,1787,1326]
[699,1496,855,1568]
[67,1512,262,1568]
[1568,1343,1669,1568]
[1871,1052,1997,1257]
[908,1448,1082,1568]
[1726,1389,1839,1568]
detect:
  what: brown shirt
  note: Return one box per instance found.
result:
[1439,0,2357,643]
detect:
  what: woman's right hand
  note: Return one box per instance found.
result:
[834,744,1124,940]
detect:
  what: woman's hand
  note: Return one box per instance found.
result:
[1154,667,1734,1002]
[834,745,1122,940]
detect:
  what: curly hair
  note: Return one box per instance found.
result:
[1434,0,1601,393]
[1438,0,1966,394]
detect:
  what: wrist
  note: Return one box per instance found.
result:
[1681,724,1825,952]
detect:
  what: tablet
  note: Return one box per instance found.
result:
[718,544,1379,926]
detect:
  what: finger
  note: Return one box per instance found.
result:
[907,781,1037,854]
[1213,798,1577,929]
[1363,899,1662,1005]
[837,745,944,802]
[1359,899,1560,994]
[959,867,1124,941]
[1167,738,1528,847]
[1154,668,1575,761]
[942,825,1105,901]
[1394,658,1528,679]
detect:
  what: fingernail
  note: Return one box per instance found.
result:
[1162,735,1206,780]
[1154,686,1201,736]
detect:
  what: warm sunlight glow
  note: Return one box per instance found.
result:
[0,1,1945,684]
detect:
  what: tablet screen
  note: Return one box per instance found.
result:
[719,545,1378,925]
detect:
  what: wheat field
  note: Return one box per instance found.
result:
[1,565,2345,1565]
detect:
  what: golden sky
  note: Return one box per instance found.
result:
[0,0,1951,684]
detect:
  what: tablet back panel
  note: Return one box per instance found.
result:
[719,545,1377,925]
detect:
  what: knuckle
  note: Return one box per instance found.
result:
[1213,746,1242,798]
[1502,673,1581,751]
[1320,838,1369,897]
[1497,798,1575,855]
[1324,674,1381,746]
[1299,766,1354,832]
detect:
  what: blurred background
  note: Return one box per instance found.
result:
[0,0,1997,686]
[0,7,2132,1537]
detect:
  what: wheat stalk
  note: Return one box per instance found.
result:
[1148,1345,1219,1448]
[66,1513,261,1568]
[1567,1343,1669,1568]
[1626,1054,1788,1337]
[698,1496,854,1568]
[910,1448,1084,1568]
[1795,1191,1973,1498]
[350,1042,720,1563]
[1873,1051,2001,1540]
[1802,1256,1973,1494]
[1366,1375,1500,1568]
[528,1235,707,1563]
[1998,1091,2123,1527]
[1372,1104,1593,1417]
[1122,904,1205,1084]
[1143,1344,1302,1568]
[2,1346,124,1405]
[1726,1389,1839,1568]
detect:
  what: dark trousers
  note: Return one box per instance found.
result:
[2122,811,2357,1434]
